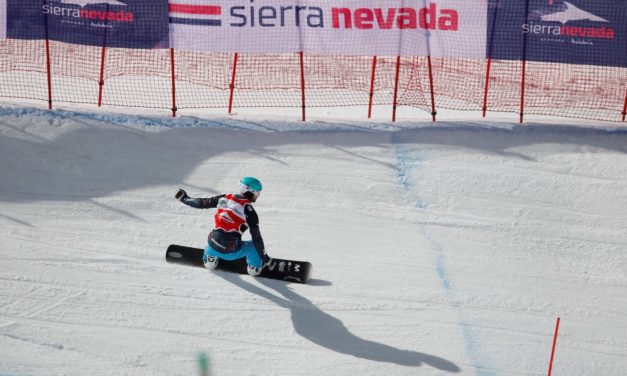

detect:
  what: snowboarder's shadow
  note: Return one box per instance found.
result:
[216,272,460,372]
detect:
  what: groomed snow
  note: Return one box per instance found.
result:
[1,104,626,376]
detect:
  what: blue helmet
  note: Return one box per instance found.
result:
[239,176,262,198]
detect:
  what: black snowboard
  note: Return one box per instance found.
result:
[166,244,312,284]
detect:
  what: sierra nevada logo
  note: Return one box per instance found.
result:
[169,1,459,31]
[43,0,134,22]
[524,1,614,39]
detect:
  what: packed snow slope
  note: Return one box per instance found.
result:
[1,105,626,376]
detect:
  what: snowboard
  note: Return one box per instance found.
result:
[165,244,312,284]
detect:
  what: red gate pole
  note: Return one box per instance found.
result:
[622,88,626,122]
[170,48,177,117]
[547,317,561,376]
[368,56,377,119]
[482,58,492,117]
[427,55,437,122]
[228,53,238,114]
[43,0,52,109]
[299,51,306,122]
[392,55,401,123]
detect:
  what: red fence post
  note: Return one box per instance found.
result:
[170,48,177,117]
[44,39,52,110]
[392,56,401,123]
[484,0,500,118]
[427,56,437,122]
[299,51,306,122]
[97,4,109,107]
[43,0,52,110]
[520,60,527,124]
[482,58,492,117]
[228,53,238,114]
[622,88,626,122]
[547,317,561,376]
[520,0,530,124]
[97,44,107,107]
[368,56,377,119]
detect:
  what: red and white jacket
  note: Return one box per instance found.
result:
[214,194,250,234]
[181,193,266,258]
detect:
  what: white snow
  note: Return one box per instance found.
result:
[1,103,626,376]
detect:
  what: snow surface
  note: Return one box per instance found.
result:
[1,104,626,376]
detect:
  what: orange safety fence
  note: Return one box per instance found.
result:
[0,39,625,122]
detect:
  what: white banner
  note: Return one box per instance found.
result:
[169,0,487,58]
[0,0,6,40]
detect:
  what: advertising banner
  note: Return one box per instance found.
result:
[488,0,627,67]
[169,0,487,58]
[7,0,169,49]
[0,0,6,40]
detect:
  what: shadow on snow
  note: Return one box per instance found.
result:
[216,272,461,372]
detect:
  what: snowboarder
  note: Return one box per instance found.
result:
[174,177,274,276]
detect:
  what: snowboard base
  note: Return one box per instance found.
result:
[166,244,312,284]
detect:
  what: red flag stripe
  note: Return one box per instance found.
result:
[169,4,221,15]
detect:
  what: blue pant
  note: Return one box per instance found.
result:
[203,240,263,268]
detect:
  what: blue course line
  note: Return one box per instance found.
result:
[391,133,495,376]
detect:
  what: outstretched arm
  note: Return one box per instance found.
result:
[175,189,225,209]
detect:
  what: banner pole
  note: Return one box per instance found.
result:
[170,48,177,117]
[299,51,306,122]
[228,53,238,114]
[368,56,377,119]
[427,56,437,122]
[392,56,401,123]
[97,4,109,108]
[43,0,52,110]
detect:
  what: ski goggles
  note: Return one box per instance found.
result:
[240,184,261,199]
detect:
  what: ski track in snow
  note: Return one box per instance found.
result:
[391,134,493,376]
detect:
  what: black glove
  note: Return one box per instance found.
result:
[265,257,276,271]
[175,188,188,201]
[260,250,274,269]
